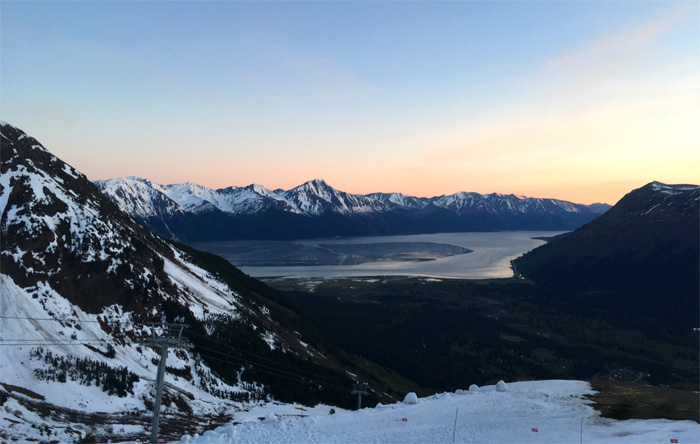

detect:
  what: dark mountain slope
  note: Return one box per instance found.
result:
[1,122,179,314]
[514,181,699,329]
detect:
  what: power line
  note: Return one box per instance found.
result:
[196,352,349,393]
[197,350,349,391]
[187,335,352,390]
[2,317,356,392]
[1,337,117,342]
[3,317,346,383]
[0,338,351,390]
[0,340,132,346]
[185,329,289,363]
[189,339,350,388]
[0,315,137,325]
[184,330,351,386]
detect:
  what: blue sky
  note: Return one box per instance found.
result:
[2,1,698,204]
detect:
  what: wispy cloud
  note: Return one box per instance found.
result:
[279,50,376,106]
[548,5,694,80]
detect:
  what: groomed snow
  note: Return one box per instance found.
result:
[167,380,698,444]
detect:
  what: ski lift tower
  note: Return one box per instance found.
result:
[351,382,370,410]
[141,318,188,444]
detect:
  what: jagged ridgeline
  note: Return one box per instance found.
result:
[0,122,379,441]
[95,175,609,242]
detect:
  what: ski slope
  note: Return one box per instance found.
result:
[172,380,699,444]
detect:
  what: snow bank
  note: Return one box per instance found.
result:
[169,380,699,444]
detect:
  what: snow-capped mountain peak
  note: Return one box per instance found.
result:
[157,181,220,213]
[292,179,339,204]
[94,176,185,219]
[367,192,429,210]
[635,181,699,218]
[650,180,699,195]
[245,183,276,197]
[282,179,385,216]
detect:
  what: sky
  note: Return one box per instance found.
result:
[1,1,698,205]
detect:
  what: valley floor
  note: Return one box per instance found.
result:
[169,380,699,444]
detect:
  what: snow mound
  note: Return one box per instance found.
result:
[264,414,279,423]
[468,384,479,392]
[403,392,419,404]
[495,380,508,392]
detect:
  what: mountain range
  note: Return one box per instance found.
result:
[95,176,610,241]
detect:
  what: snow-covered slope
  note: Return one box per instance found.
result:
[371,190,601,215]
[435,192,583,214]
[641,181,699,218]
[282,179,387,215]
[0,121,349,442]
[0,266,250,441]
[172,380,699,444]
[157,181,221,213]
[366,192,429,210]
[94,176,188,218]
[213,184,287,214]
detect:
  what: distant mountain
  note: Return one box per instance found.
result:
[514,181,699,329]
[95,177,417,241]
[96,177,388,217]
[0,122,372,442]
[370,191,609,232]
[96,178,609,242]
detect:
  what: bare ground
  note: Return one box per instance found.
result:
[589,380,699,423]
[1,390,234,443]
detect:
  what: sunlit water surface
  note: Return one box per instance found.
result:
[192,231,566,280]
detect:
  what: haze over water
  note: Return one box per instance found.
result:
[197,231,566,280]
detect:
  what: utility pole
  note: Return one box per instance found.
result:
[351,382,369,410]
[141,319,188,444]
